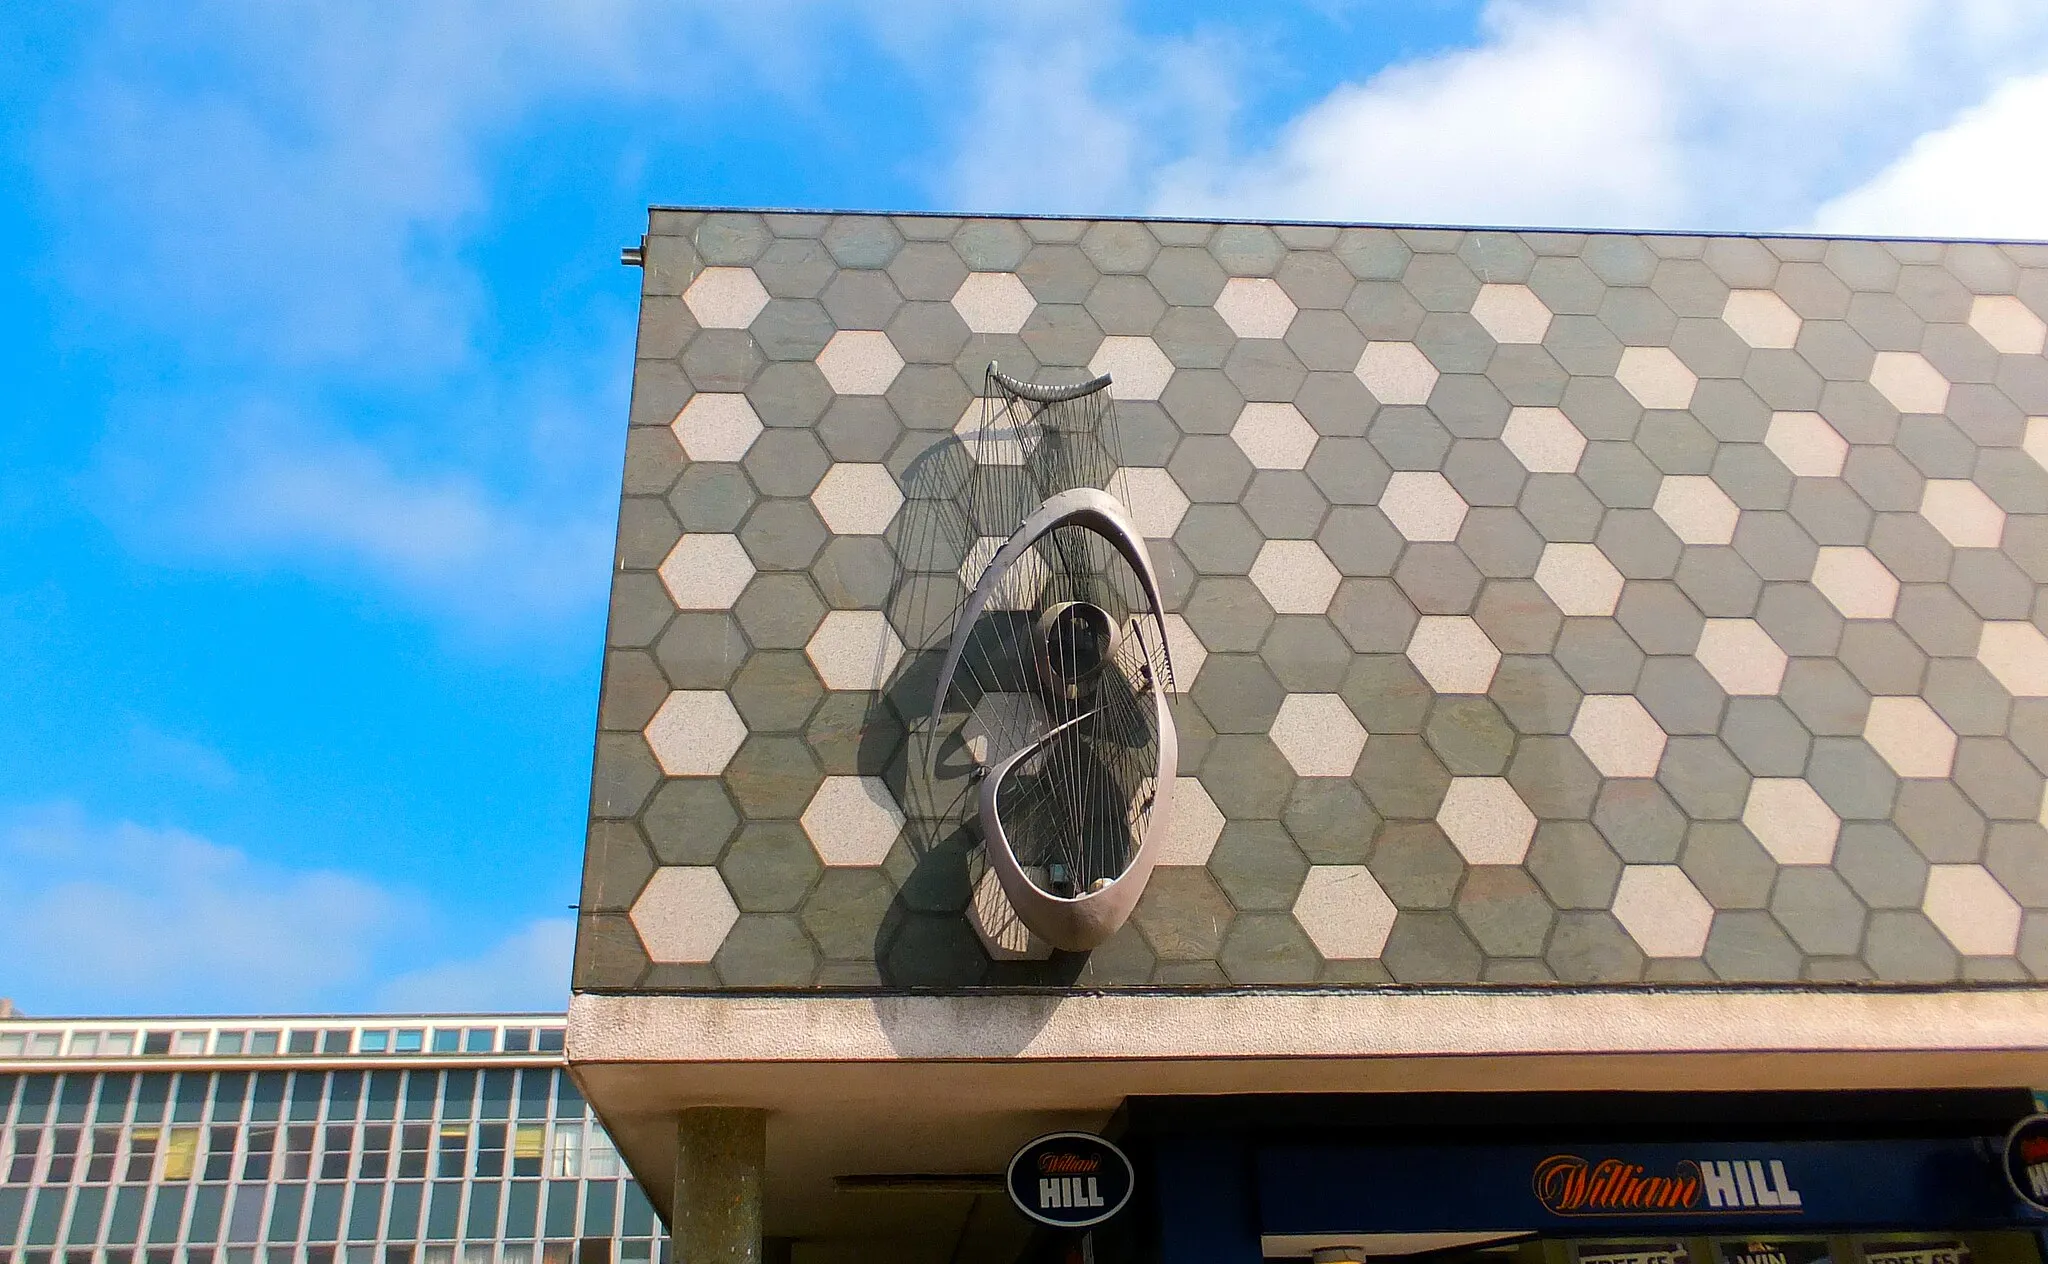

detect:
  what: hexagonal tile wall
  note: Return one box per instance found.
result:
[1864,695,1957,779]
[1764,412,1846,478]
[1089,336,1175,401]
[1294,865,1398,960]
[1231,403,1318,470]
[1870,351,1949,415]
[1919,479,2005,549]
[644,692,748,776]
[1406,616,1502,694]
[672,393,764,462]
[1654,476,1739,545]
[1571,695,1667,778]
[810,464,904,535]
[1721,289,1801,349]
[1616,346,1697,409]
[1380,471,1469,542]
[1121,467,1192,538]
[1742,778,1840,864]
[1155,777,1227,865]
[800,776,906,866]
[1249,539,1342,614]
[661,534,756,610]
[1501,407,1585,473]
[1470,284,1551,344]
[631,866,741,963]
[1270,695,1367,778]
[1968,294,2046,355]
[951,272,1036,334]
[815,330,904,395]
[1811,547,1899,620]
[1214,277,1297,339]
[1535,543,1624,617]
[805,611,905,691]
[1922,863,2022,956]
[1612,864,1713,958]
[684,267,771,329]
[1438,778,1537,864]
[1978,622,2048,697]
[1355,341,1438,405]
[1695,619,1787,696]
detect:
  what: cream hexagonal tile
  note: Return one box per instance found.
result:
[1271,694,1367,778]
[955,397,1026,466]
[1923,864,2022,955]
[1437,777,1537,865]
[1355,341,1438,405]
[1117,467,1191,538]
[1162,613,1206,693]
[2028,417,2048,473]
[1154,776,1225,865]
[1470,283,1552,344]
[968,868,1052,961]
[1230,402,1318,470]
[1379,470,1468,541]
[1089,336,1175,401]
[671,393,764,463]
[1500,406,1586,473]
[1919,479,2006,548]
[1695,619,1787,696]
[1571,695,1667,778]
[1294,865,1398,960]
[816,329,904,395]
[1721,289,1801,349]
[1870,350,1949,414]
[660,534,755,610]
[644,691,748,775]
[1534,543,1624,617]
[958,537,1050,612]
[1764,411,1847,478]
[630,866,740,964]
[1742,778,1839,865]
[682,266,770,329]
[805,610,906,691]
[1863,695,1957,778]
[1616,346,1697,410]
[1977,622,2048,697]
[1612,865,1713,958]
[1653,475,1739,545]
[1405,616,1501,694]
[951,272,1036,335]
[1214,276,1297,339]
[1248,539,1342,615]
[800,775,905,866]
[1810,546,1899,619]
[1968,294,2047,355]
[810,463,904,535]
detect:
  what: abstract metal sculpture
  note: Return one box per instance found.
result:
[927,366,1178,951]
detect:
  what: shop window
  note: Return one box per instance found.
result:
[357,1125,392,1180]
[215,1033,246,1056]
[358,1032,390,1055]
[248,1033,279,1057]
[287,1033,317,1057]
[394,1031,424,1055]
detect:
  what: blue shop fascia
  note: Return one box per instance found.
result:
[1051,1089,2048,1264]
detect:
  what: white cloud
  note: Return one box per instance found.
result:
[1811,69,2048,238]
[127,721,239,790]
[0,805,575,1016]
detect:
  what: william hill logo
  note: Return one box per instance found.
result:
[1533,1155,1805,1216]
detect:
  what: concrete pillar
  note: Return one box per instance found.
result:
[673,1108,767,1264]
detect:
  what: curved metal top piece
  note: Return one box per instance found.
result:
[988,365,1113,404]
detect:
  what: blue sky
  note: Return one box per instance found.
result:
[4,0,2048,1016]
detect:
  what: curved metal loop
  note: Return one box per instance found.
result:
[987,365,1113,404]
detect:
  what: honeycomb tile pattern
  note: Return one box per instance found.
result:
[578,210,2048,991]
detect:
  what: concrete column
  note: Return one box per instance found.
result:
[673,1108,768,1264]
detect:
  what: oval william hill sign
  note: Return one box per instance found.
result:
[1007,1132,1135,1228]
[2003,1114,2048,1213]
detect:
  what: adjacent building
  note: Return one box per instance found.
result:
[570,210,2048,1264]
[0,1015,660,1264]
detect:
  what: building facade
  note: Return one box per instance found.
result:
[0,1016,661,1264]
[568,211,2048,1264]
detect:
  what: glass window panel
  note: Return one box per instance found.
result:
[133,1076,170,1125]
[141,1035,172,1057]
[462,1031,493,1055]
[146,1187,186,1244]
[211,1074,248,1123]
[502,1030,532,1054]
[321,1128,354,1180]
[327,1073,362,1121]
[398,1125,430,1180]
[241,1128,275,1181]
[580,1183,615,1238]
[464,1247,493,1264]
[204,1126,238,1182]
[619,1185,653,1239]
[97,1077,134,1124]
[387,1247,416,1264]
[584,1130,618,1180]
[552,1082,583,1121]
[542,1184,577,1240]
[0,1033,23,1057]
[248,1033,278,1057]
[265,1185,304,1243]
[534,1031,563,1054]
[307,1185,344,1242]
[283,1127,316,1181]
[321,1032,352,1056]
[575,1239,610,1264]
[63,1186,105,1244]
[27,1185,70,1244]
[125,1128,159,1183]
[10,1127,45,1183]
[425,1248,454,1264]
[0,1073,17,1116]
[364,1073,400,1122]
[346,1184,384,1242]
[107,1033,136,1056]
[479,1073,512,1122]
[403,1076,436,1122]
[186,1185,226,1245]
[70,1035,100,1058]
[440,1073,474,1121]
[87,1127,121,1182]
[619,1243,649,1264]
[515,1074,549,1122]
[464,1184,499,1240]
[430,1032,459,1056]
[47,1127,80,1182]
[384,1183,422,1240]
[541,1242,572,1264]
[394,1031,423,1055]
[172,1035,205,1057]
[548,1126,580,1179]
[358,1032,389,1055]
[214,1034,245,1057]
[106,1186,146,1244]
[288,1076,324,1123]
[57,1079,93,1124]
[503,1248,534,1264]
[502,1183,538,1240]
[435,1127,468,1179]
[19,1076,56,1123]
[511,1126,544,1179]
[172,1077,208,1125]
[248,1075,285,1123]
[286,1033,317,1057]
[163,1128,198,1181]
[357,1126,391,1180]
[31,1032,63,1056]
[425,1183,462,1242]
[475,1124,505,1179]
[225,1186,266,1244]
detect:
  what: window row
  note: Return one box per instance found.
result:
[0,1234,663,1264]
[3,1120,618,1187]
[0,1032,564,1063]
[0,1176,655,1251]
[0,1073,585,1131]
